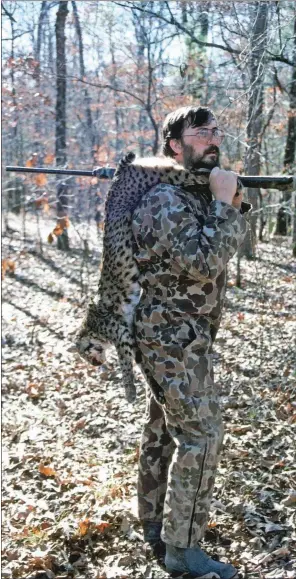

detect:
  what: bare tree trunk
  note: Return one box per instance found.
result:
[55,0,69,251]
[185,3,209,100]
[292,190,296,256]
[7,9,18,146]
[34,1,48,164]
[36,1,48,64]
[71,1,95,158]
[242,1,269,258]
[109,39,122,160]
[146,41,158,155]
[132,7,159,155]
[275,16,296,236]
[133,11,146,155]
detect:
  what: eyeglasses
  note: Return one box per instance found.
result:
[182,128,225,144]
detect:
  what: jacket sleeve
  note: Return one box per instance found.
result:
[132,183,249,282]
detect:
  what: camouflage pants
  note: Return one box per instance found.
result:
[135,303,224,548]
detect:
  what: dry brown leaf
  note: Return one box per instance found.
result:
[282,492,296,507]
[6,550,18,562]
[60,216,70,229]
[27,554,54,572]
[25,154,38,167]
[76,478,93,486]
[1,261,7,280]
[40,521,52,530]
[53,224,64,237]
[95,522,111,532]
[35,196,48,208]
[73,418,86,431]
[2,259,16,279]
[78,519,90,536]
[7,260,16,273]
[25,382,44,398]
[110,485,123,499]
[35,173,47,187]
[38,464,57,477]
[44,153,54,164]
[52,217,70,237]
[228,425,251,434]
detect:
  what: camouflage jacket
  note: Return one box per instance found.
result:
[132,183,250,333]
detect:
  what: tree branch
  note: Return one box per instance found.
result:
[113,1,241,55]
[1,2,16,23]
[67,74,147,106]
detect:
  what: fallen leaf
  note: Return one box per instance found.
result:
[25,158,36,168]
[53,224,64,237]
[25,382,44,398]
[38,464,57,477]
[95,522,111,532]
[73,418,86,431]
[60,216,70,229]
[2,259,16,279]
[282,492,296,507]
[44,153,54,164]
[79,519,90,536]
[35,173,47,187]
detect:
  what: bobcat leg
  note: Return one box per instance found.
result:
[115,342,137,403]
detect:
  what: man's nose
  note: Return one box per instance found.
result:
[209,133,220,144]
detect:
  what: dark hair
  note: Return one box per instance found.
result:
[162,106,215,158]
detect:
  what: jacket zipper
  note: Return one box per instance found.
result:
[187,442,208,548]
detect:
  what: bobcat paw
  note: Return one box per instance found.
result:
[125,384,137,404]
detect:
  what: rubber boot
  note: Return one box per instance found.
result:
[142,521,165,561]
[165,544,238,579]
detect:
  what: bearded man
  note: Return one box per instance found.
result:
[131,106,250,578]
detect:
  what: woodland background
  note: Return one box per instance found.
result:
[1,2,296,579]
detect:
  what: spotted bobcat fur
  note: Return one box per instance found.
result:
[76,152,210,403]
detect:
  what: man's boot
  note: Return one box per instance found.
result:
[165,544,238,579]
[142,521,165,561]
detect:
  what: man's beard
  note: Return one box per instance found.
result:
[181,142,220,171]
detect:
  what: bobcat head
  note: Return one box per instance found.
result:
[76,300,108,366]
[76,328,106,366]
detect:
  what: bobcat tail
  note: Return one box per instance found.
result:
[115,152,136,174]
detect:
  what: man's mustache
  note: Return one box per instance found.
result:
[204,146,219,155]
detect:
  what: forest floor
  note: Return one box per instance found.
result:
[2,212,296,579]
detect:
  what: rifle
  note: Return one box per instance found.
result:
[5,165,296,191]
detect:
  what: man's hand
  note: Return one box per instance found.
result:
[209,167,241,208]
[232,186,243,210]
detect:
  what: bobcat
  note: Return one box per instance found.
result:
[76,152,211,402]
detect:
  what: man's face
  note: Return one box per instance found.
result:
[180,118,222,171]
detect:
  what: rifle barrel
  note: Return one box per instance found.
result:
[5,166,295,190]
[5,166,115,179]
[240,176,294,191]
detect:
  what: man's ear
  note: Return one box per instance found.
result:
[169,138,182,155]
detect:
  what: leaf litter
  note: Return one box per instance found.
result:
[2,216,296,578]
